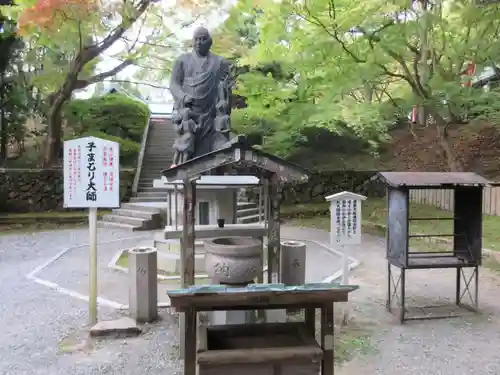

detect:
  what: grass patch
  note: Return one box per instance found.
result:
[116,250,209,279]
[287,311,373,365]
[0,222,86,235]
[116,251,178,277]
[159,277,212,286]
[0,210,110,235]
[283,198,500,252]
[0,210,111,235]
[334,323,373,364]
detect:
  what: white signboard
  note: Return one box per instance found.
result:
[325,191,366,246]
[63,136,120,208]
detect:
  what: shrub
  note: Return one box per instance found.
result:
[64,93,150,142]
[66,131,141,167]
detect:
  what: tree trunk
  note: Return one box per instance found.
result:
[43,92,66,166]
[435,117,461,172]
[425,105,461,171]
[0,80,6,163]
[43,62,82,166]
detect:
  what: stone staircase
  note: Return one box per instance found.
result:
[99,116,175,230]
[99,116,261,231]
[131,116,176,203]
[98,203,164,230]
[236,201,261,223]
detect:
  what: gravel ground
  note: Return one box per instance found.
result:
[282,227,500,375]
[3,226,500,375]
[0,228,181,375]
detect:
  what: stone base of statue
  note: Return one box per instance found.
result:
[205,237,262,324]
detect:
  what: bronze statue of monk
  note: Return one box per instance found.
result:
[169,27,232,166]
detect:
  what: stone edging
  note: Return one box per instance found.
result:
[362,221,500,263]
[109,238,359,285]
[108,248,210,281]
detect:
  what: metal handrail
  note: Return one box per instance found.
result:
[132,116,152,194]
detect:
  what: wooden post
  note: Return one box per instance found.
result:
[267,174,281,284]
[182,179,196,287]
[305,307,315,335]
[321,304,334,375]
[180,179,197,361]
[184,307,197,375]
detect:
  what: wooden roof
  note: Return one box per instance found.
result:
[374,172,491,188]
[161,135,311,183]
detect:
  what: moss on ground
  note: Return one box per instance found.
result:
[0,210,110,235]
[283,198,500,252]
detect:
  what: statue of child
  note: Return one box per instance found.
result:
[172,107,196,166]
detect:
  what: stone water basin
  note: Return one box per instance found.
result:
[204,236,262,284]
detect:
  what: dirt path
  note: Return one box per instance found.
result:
[282,226,500,375]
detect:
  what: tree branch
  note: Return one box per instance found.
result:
[106,79,169,89]
[84,0,152,61]
[357,26,427,97]
[75,60,134,89]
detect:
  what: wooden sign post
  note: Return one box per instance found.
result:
[63,136,120,325]
[325,191,366,323]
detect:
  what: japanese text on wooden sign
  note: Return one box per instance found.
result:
[63,136,120,208]
[326,192,365,246]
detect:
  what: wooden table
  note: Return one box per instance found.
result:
[167,283,359,375]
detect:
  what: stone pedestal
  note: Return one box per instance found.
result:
[210,283,257,325]
[281,240,307,315]
[128,247,158,323]
[281,240,306,285]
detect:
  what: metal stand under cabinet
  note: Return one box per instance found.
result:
[374,172,492,323]
[167,284,358,375]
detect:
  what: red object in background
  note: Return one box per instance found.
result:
[18,0,98,33]
[463,61,476,87]
[411,105,418,123]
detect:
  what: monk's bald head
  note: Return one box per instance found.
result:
[193,27,212,56]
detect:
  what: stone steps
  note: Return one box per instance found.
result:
[121,203,163,213]
[236,207,260,218]
[237,213,261,224]
[97,221,140,230]
[129,196,167,203]
[112,208,160,220]
[99,200,260,231]
[237,201,258,210]
[102,214,150,227]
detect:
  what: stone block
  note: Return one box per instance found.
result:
[89,317,141,338]
[129,247,158,323]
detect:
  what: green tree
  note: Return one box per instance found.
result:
[2,0,214,166]
[0,16,25,162]
[64,93,150,142]
[237,0,500,170]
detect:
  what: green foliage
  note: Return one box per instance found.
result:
[66,130,141,167]
[64,93,150,143]
[63,93,149,166]
[223,0,500,163]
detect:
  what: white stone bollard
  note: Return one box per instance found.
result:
[281,240,307,315]
[128,247,158,323]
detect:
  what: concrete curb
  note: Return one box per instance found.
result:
[26,235,152,310]
[284,238,361,283]
[27,234,361,311]
[108,248,210,281]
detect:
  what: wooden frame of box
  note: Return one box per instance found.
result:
[197,322,322,375]
[167,283,359,375]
